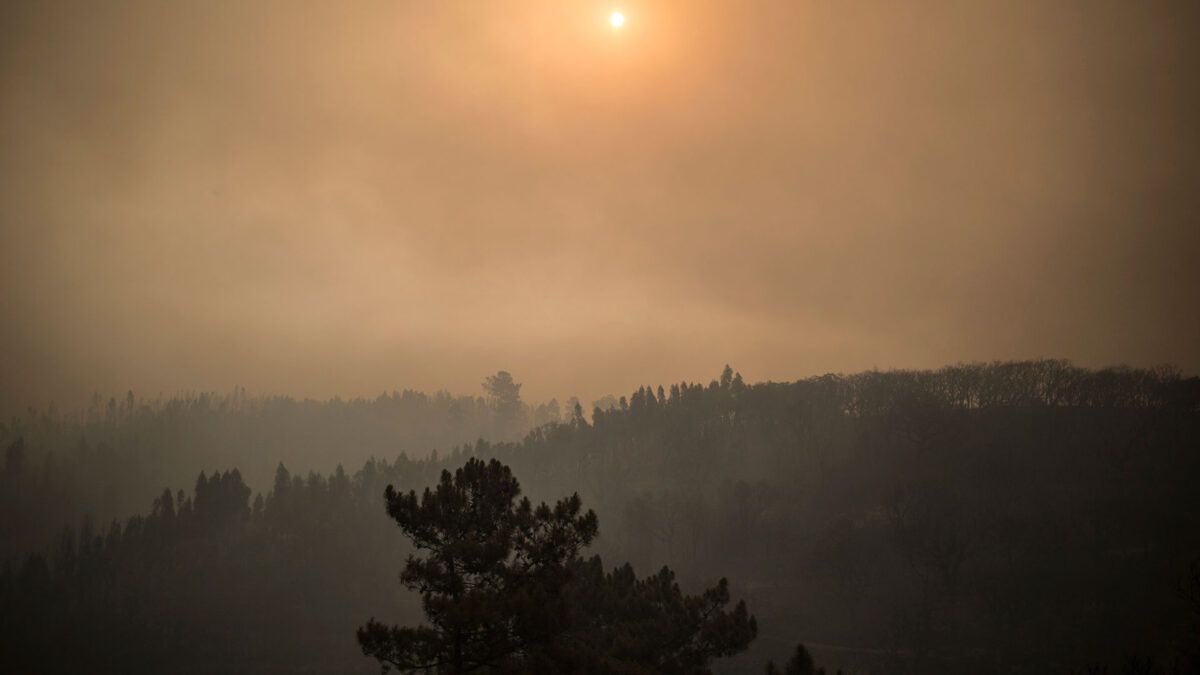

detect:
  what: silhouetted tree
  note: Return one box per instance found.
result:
[358,458,761,674]
[765,643,836,675]
[358,458,598,673]
[483,371,526,439]
[593,394,619,413]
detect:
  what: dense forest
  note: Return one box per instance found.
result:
[2,360,1198,673]
[0,371,564,557]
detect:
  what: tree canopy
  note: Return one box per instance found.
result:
[358,457,759,674]
[358,458,599,672]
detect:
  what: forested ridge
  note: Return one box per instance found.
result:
[2,360,1198,673]
[0,375,556,557]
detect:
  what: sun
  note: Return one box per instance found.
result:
[610,12,624,28]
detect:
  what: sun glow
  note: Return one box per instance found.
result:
[610,12,624,28]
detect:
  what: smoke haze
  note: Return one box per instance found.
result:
[2,0,1198,415]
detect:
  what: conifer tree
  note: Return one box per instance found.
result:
[358,458,598,672]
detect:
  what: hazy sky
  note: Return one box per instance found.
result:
[2,0,1198,416]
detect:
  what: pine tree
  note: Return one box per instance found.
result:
[358,458,598,673]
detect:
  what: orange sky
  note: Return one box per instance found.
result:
[2,0,1198,415]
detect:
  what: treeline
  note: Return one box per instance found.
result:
[1,360,1198,673]
[0,374,562,556]
[1,460,417,673]
[488,362,1200,673]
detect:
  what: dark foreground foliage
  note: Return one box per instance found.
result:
[358,458,757,674]
[358,458,603,672]
[0,361,1198,673]
[566,556,759,674]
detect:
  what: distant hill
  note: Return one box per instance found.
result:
[2,360,1197,674]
